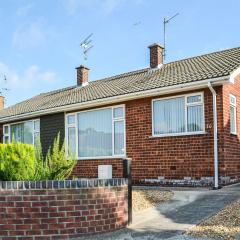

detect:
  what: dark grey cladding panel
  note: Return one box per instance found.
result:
[40,112,65,157]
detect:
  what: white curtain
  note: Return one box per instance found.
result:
[230,105,236,133]
[187,105,203,132]
[68,127,76,156]
[78,108,112,157]
[153,97,185,134]
[114,121,124,155]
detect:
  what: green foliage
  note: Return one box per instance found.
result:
[35,134,77,180]
[0,133,77,181]
[0,141,35,181]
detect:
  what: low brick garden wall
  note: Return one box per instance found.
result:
[0,179,128,240]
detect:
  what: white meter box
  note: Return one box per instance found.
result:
[98,165,112,179]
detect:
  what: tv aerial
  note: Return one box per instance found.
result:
[0,74,10,95]
[163,13,179,60]
[80,33,94,60]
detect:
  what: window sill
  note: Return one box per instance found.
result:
[149,131,207,138]
[230,132,238,136]
[77,155,126,160]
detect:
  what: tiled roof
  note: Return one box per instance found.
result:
[1,47,240,120]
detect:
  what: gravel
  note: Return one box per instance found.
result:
[132,189,173,212]
[187,200,240,240]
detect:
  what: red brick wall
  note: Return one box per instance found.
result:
[126,88,220,183]
[221,74,240,180]
[72,159,123,179]
[0,180,128,239]
[73,88,222,184]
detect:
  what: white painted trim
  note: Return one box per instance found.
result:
[3,119,40,145]
[150,131,206,138]
[3,124,10,143]
[65,104,126,160]
[229,94,237,134]
[151,92,205,137]
[230,66,240,83]
[0,75,229,123]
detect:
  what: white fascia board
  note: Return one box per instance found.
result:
[230,66,240,83]
[0,75,230,123]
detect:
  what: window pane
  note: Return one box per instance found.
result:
[4,125,9,134]
[114,121,124,155]
[11,122,33,144]
[113,107,123,118]
[187,105,204,132]
[4,136,9,143]
[153,97,185,134]
[34,120,40,132]
[187,95,202,103]
[68,127,76,156]
[11,123,24,142]
[67,115,75,125]
[34,132,40,146]
[23,121,33,144]
[78,108,112,157]
[230,106,236,133]
[230,96,236,106]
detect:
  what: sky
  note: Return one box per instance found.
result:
[0,0,240,107]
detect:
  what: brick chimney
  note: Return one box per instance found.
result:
[76,65,89,86]
[148,43,164,68]
[0,96,4,110]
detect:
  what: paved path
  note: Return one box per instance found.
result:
[78,183,240,240]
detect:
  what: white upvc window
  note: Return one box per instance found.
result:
[152,92,205,137]
[3,119,40,145]
[3,124,10,143]
[230,94,237,134]
[66,105,126,159]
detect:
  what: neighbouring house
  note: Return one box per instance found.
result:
[1,44,240,187]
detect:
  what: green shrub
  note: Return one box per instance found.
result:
[0,133,77,181]
[35,134,77,180]
[0,141,35,181]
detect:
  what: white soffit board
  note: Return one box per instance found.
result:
[230,66,240,83]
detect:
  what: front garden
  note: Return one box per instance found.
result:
[0,135,129,239]
[0,134,76,181]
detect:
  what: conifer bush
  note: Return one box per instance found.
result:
[0,133,77,181]
[0,142,35,181]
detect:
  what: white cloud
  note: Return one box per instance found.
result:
[12,21,46,49]
[0,62,56,90]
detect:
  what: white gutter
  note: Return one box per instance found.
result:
[0,75,229,123]
[208,82,219,189]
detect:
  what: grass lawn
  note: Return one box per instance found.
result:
[187,200,240,240]
[132,188,173,213]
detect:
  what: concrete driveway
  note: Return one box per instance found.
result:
[79,183,240,240]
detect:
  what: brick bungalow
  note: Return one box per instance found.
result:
[1,44,240,187]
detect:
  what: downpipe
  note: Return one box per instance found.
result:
[208,82,221,190]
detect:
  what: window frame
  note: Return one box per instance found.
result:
[230,94,237,135]
[152,92,205,137]
[3,119,40,145]
[65,104,126,160]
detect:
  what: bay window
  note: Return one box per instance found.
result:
[153,93,204,136]
[230,94,237,134]
[66,105,125,159]
[3,119,40,145]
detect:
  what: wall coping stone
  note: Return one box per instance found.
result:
[0,178,128,190]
